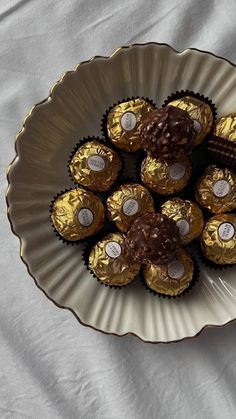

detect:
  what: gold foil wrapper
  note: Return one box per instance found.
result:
[200,214,236,264]
[51,188,104,241]
[106,183,155,232]
[88,232,141,286]
[107,98,155,152]
[168,96,213,146]
[214,113,236,142]
[195,165,236,214]
[69,140,121,192]
[161,198,204,245]
[141,156,191,195]
[144,248,194,296]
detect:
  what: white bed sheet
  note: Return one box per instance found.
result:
[1,1,236,418]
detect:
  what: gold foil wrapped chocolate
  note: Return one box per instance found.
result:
[89,232,141,286]
[195,165,236,214]
[106,183,155,232]
[168,96,213,146]
[107,98,155,152]
[141,156,192,195]
[143,248,194,296]
[51,188,104,241]
[214,113,236,142]
[161,198,204,245]
[69,140,121,192]
[200,214,236,264]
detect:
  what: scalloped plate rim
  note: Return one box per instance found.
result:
[6,42,236,344]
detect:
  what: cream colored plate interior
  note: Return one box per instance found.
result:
[7,43,236,343]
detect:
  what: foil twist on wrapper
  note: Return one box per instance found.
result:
[209,113,236,169]
[106,98,155,152]
[168,96,213,146]
[200,214,236,265]
[195,165,236,214]
[141,156,192,195]
[106,183,155,233]
[161,198,204,245]
[88,232,141,286]
[143,248,194,296]
[125,213,181,265]
[69,140,122,192]
[51,188,105,241]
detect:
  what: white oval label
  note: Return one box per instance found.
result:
[87,155,105,172]
[120,112,137,131]
[213,180,230,198]
[167,260,185,279]
[218,222,235,241]
[122,199,139,216]
[169,163,186,181]
[77,208,94,227]
[105,241,122,259]
[176,219,190,236]
[193,119,202,134]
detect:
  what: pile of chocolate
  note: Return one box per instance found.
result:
[51,96,236,297]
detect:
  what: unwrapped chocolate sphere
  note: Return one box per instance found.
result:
[88,232,141,286]
[168,96,213,146]
[141,155,191,195]
[106,98,155,152]
[126,213,181,265]
[161,198,204,245]
[141,106,195,161]
[69,140,121,192]
[200,214,236,265]
[195,165,236,214]
[106,183,155,232]
[143,248,194,296]
[209,113,236,169]
[51,188,104,241]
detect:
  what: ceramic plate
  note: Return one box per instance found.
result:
[7,43,236,343]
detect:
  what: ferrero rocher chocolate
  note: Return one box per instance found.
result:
[214,113,236,140]
[195,165,236,214]
[126,213,181,265]
[106,183,155,232]
[141,106,195,161]
[168,96,213,146]
[143,248,194,296]
[107,98,155,152]
[88,232,141,286]
[209,113,236,168]
[161,198,204,245]
[141,156,191,195]
[69,140,121,192]
[51,188,104,241]
[200,214,236,265]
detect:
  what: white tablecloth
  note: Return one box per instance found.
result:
[1,1,236,418]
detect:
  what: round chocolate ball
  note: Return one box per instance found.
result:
[168,96,213,146]
[141,106,195,161]
[51,188,104,241]
[200,213,236,265]
[126,213,181,265]
[89,232,141,286]
[144,248,194,296]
